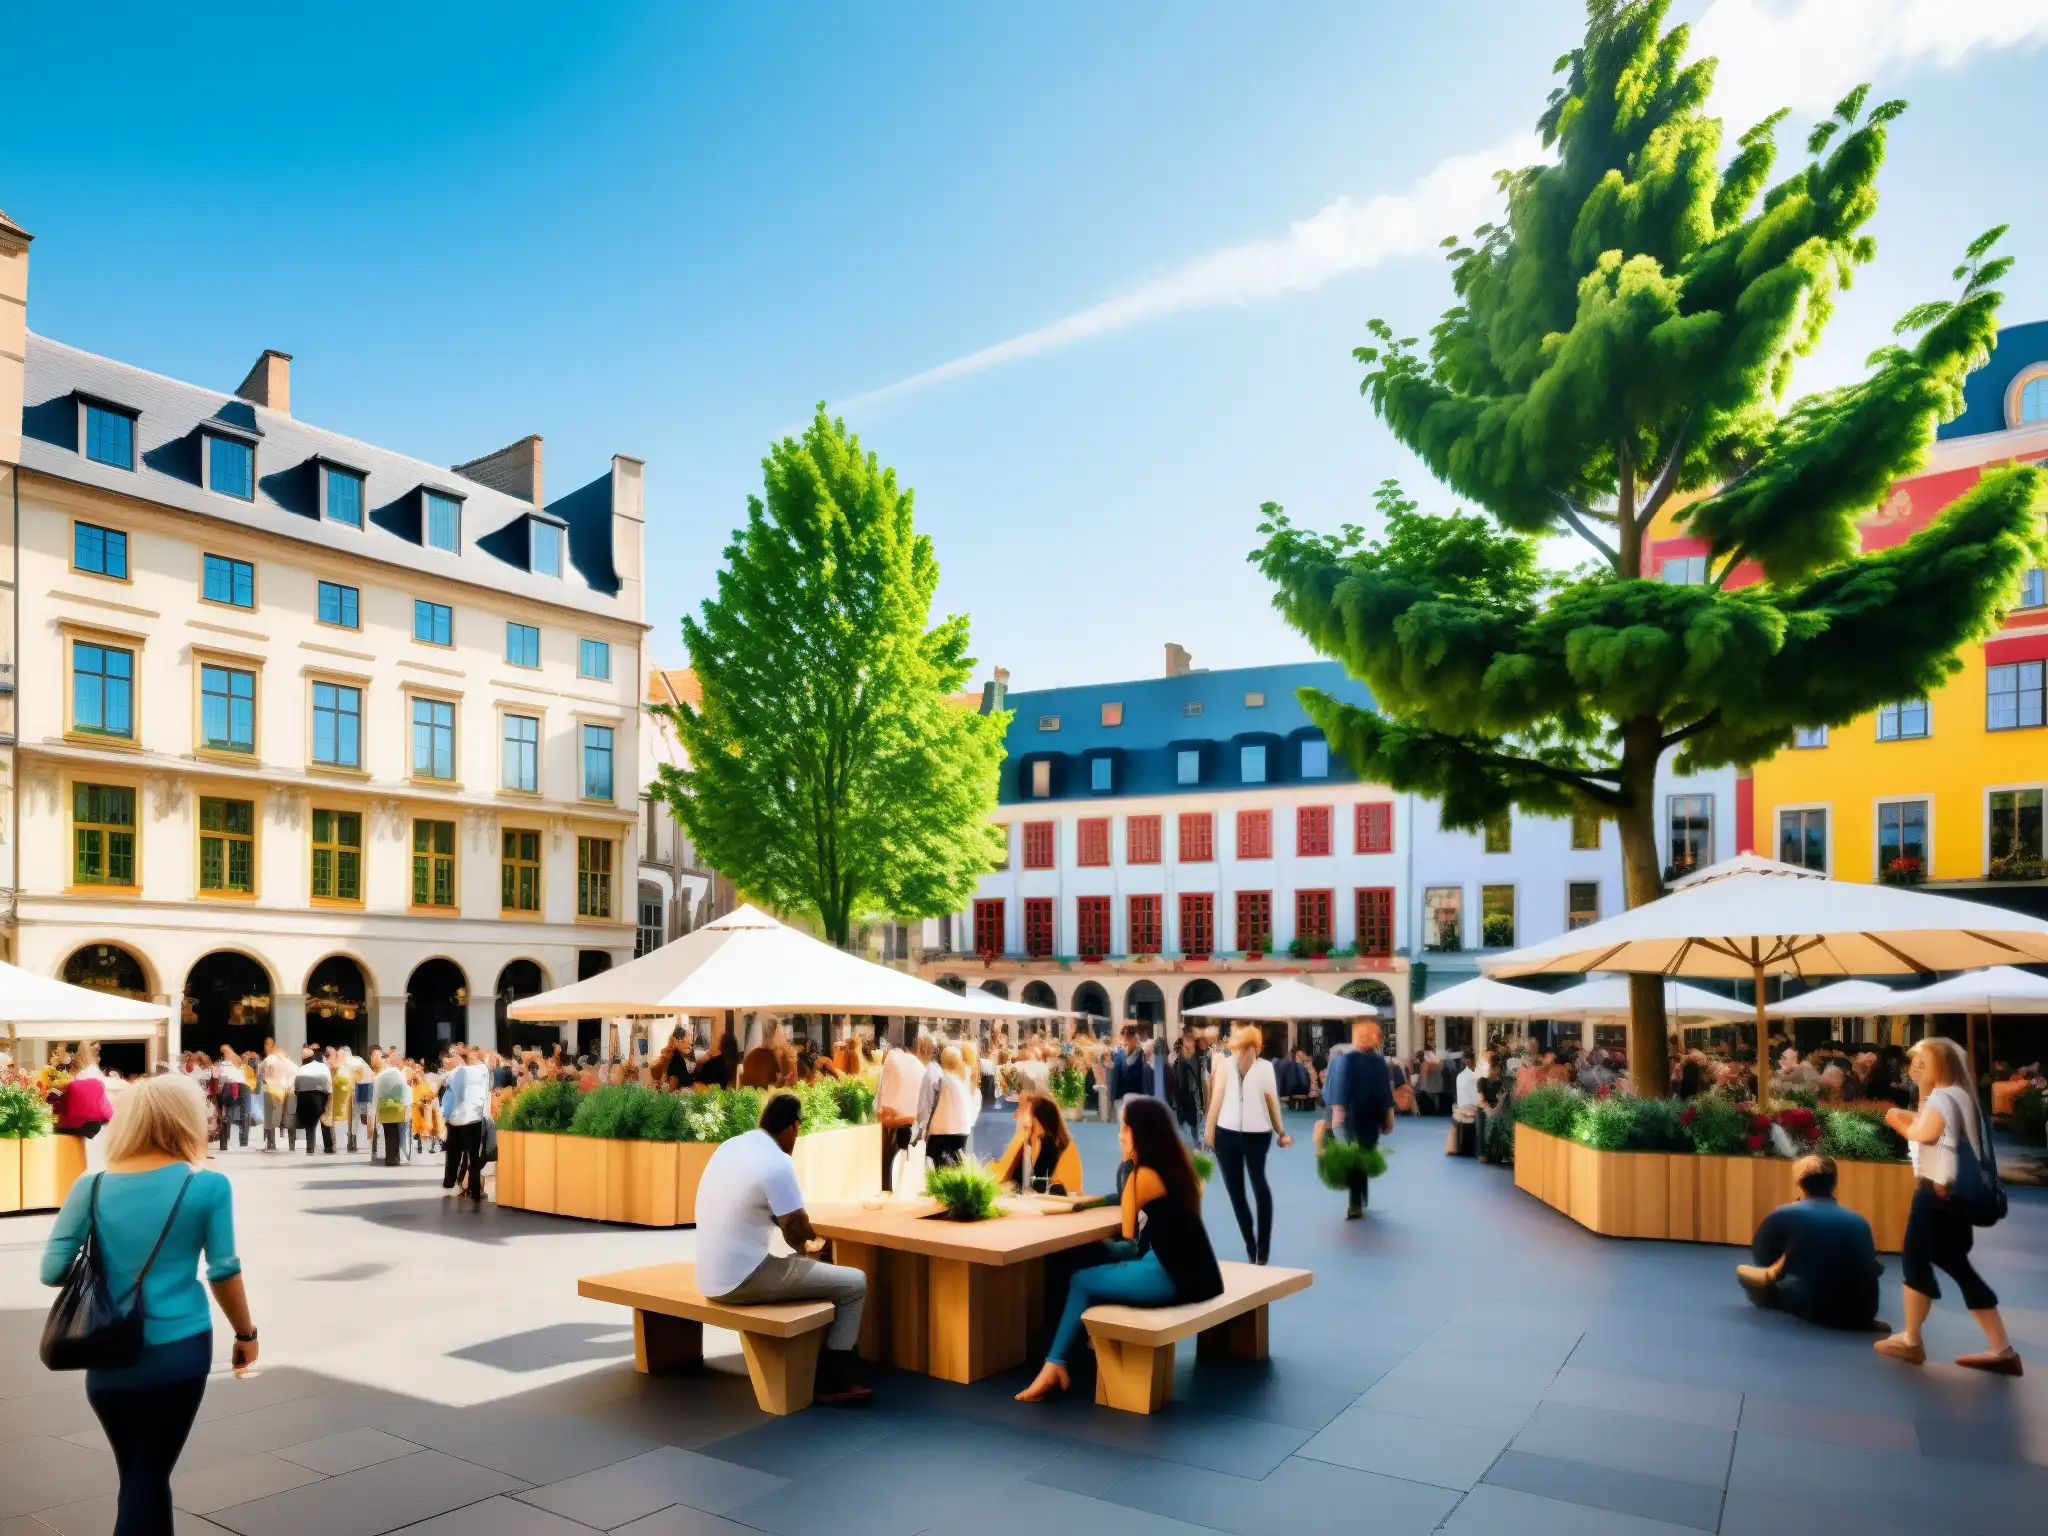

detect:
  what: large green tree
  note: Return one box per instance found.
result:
[653,407,1008,946]
[1252,0,2043,1093]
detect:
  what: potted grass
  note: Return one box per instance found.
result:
[1048,1061,1088,1120]
[925,1155,1002,1221]
[0,1081,52,1213]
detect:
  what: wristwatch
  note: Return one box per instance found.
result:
[235,1329,258,1343]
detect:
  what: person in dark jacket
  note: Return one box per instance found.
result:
[1738,1155,1885,1331]
[1171,1033,1205,1145]
[1327,1020,1395,1219]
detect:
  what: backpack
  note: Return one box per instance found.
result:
[1947,1087,2007,1229]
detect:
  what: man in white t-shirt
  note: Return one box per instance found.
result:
[259,1042,295,1152]
[697,1093,872,1404]
[876,1032,927,1193]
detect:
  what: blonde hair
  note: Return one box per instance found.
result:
[1227,1025,1263,1055]
[103,1073,208,1165]
[1909,1035,1969,1090]
[939,1044,966,1078]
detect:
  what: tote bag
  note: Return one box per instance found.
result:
[1946,1087,2008,1228]
[41,1171,194,1372]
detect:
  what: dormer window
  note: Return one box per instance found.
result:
[423,491,462,553]
[320,463,365,528]
[81,400,136,470]
[204,431,255,500]
[531,518,565,578]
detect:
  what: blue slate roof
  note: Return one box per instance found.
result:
[1937,319,2048,440]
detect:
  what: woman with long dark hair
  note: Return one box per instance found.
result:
[1016,1096,1222,1401]
[995,1093,1081,1194]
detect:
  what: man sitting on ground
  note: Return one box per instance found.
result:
[695,1092,873,1405]
[1736,1154,1884,1332]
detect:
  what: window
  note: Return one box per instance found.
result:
[1077,896,1112,957]
[579,638,612,681]
[71,642,134,738]
[205,434,254,499]
[1100,702,1123,727]
[1989,661,2048,731]
[311,681,361,767]
[201,554,254,608]
[73,522,128,578]
[582,723,615,800]
[1024,898,1055,959]
[1029,761,1052,798]
[310,809,361,902]
[1660,554,1706,584]
[501,828,542,913]
[1176,749,1201,786]
[1235,890,1272,952]
[1793,725,1828,749]
[2020,568,2047,609]
[412,819,457,907]
[1236,809,1271,859]
[637,892,664,956]
[411,697,456,779]
[1571,808,1602,850]
[322,465,365,528]
[1296,889,1333,944]
[1077,818,1109,867]
[531,520,564,578]
[1878,800,1928,879]
[1778,808,1828,872]
[73,783,136,887]
[83,403,135,469]
[1990,789,2044,867]
[506,622,540,668]
[1244,692,1265,708]
[1301,738,1329,778]
[2022,376,2048,426]
[973,898,1005,957]
[1876,699,1929,741]
[424,491,461,552]
[1297,805,1332,857]
[1356,802,1393,854]
[316,581,359,628]
[1127,815,1162,865]
[413,600,453,646]
[1178,812,1214,862]
[1089,757,1113,793]
[1128,895,1162,955]
[1183,701,1204,717]
[199,664,256,754]
[1424,886,1463,951]
[1356,887,1393,957]
[1023,821,1055,869]
[1568,881,1600,929]
[1483,808,1511,853]
[577,843,614,913]
[1240,743,1267,783]
[1668,794,1713,878]
[1180,893,1214,957]
[197,797,255,894]
[502,714,540,792]
[1481,884,1516,948]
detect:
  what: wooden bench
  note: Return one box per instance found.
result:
[1081,1260,1312,1414]
[579,1262,834,1415]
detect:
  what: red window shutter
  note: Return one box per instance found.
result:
[1128,895,1162,954]
[1295,889,1333,942]
[1356,887,1393,956]
[1356,802,1393,855]
[1237,810,1271,859]
[973,899,1005,957]
[1178,812,1214,862]
[1298,806,1332,857]
[1023,821,1056,869]
[1127,815,1162,865]
[1234,890,1271,950]
[1179,893,1214,957]
[1077,818,1109,867]
[1077,896,1111,958]
[1023,897,1054,958]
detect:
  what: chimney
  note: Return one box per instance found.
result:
[0,210,34,466]
[1165,643,1193,678]
[234,349,292,415]
[980,666,1010,715]
[453,435,544,507]
[611,452,645,622]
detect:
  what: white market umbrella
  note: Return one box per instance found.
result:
[507,904,1026,1022]
[1181,975,1386,1022]
[1411,977,1556,1021]
[1765,979,1903,1019]
[958,986,1078,1021]
[1541,977,1753,1024]
[1485,853,2048,1101]
[1888,965,2048,1079]
[0,959,170,1060]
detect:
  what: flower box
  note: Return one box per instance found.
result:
[12,1134,87,1212]
[0,1140,19,1214]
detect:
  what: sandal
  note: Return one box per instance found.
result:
[1873,1334,1925,1364]
[1956,1349,2023,1377]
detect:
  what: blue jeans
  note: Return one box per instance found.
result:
[1046,1251,1177,1367]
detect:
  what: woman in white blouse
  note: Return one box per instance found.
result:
[925,1045,977,1168]
[1204,1025,1292,1264]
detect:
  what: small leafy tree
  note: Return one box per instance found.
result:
[1252,0,2043,1094]
[655,407,1008,946]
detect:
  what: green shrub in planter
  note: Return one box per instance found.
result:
[1048,1062,1087,1110]
[1680,1094,1752,1157]
[1581,1095,1690,1152]
[1513,1085,1585,1140]
[717,1088,762,1142]
[793,1079,844,1135]
[1316,1138,1388,1189]
[500,1079,582,1133]
[925,1155,1002,1220]
[568,1085,639,1139]
[1816,1107,1895,1163]
[0,1081,52,1139]
[833,1076,876,1127]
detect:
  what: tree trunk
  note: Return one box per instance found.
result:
[1617,718,1672,1098]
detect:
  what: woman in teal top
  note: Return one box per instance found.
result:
[41,1074,259,1536]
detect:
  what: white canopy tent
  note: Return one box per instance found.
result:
[956,986,1077,1022]
[1541,977,1753,1024]
[1765,978,1902,1029]
[1411,977,1556,1022]
[1886,965,2048,1078]
[1181,976,1386,1024]
[0,959,171,1065]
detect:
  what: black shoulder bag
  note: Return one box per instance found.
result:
[41,1170,196,1372]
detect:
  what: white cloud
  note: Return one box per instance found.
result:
[837,0,2048,412]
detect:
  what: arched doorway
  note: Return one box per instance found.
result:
[936,974,967,994]
[305,956,369,1054]
[1235,978,1271,998]
[1124,980,1164,1026]
[1071,981,1110,1034]
[63,944,152,1075]
[1021,980,1057,1010]
[183,952,273,1060]
[1327,978,1396,1055]
[497,961,556,1053]
[1178,978,1222,1015]
[979,979,1009,999]
[406,959,467,1062]
[576,950,611,1059]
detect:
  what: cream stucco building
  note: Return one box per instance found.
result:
[0,213,647,1068]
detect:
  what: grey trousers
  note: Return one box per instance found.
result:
[712,1254,866,1352]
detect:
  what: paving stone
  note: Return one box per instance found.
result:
[612,1510,778,1536]
[25,1496,237,1536]
[517,1447,789,1529]
[1718,1489,1961,1536]
[399,1494,603,1535]
[917,1478,1214,1536]
[1511,1399,1734,1489]
[1102,1451,1458,1536]
[1739,1392,1919,1453]
[1541,1365,1743,1430]
[0,1441,119,1520]
[1438,1482,1713,1535]
[1023,1443,1146,1496]
[272,1428,421,1475]
[205,1448,524,1536]
[1354,1358,1547,1434]
[1295,1403,1512,1491]
[1483,1448,1722,1531]
[1729,1427,2048,1536]
[171,1451,328,1513]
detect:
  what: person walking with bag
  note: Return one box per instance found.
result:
[1204,1026,1291,1265]
[1874,1035,2020,1374]
[1327,1020,1396,1219]
[40,1074,258,1536]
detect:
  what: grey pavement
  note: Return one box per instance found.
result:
[1,1109,2044,1535]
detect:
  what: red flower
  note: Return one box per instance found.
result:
[1751,1113,1772,1131]
[1745,1133,1765,1151]
[1679,1106,1697,1125]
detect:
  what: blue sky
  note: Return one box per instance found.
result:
[6,1,2047,690]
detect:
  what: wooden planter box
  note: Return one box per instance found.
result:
[497,1122,881,1227]
[0,1139,20,1214]
[7,1135,89,1213]
[1513,1124,1912,1251]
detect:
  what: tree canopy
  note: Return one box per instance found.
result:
[653,407,1008,946]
